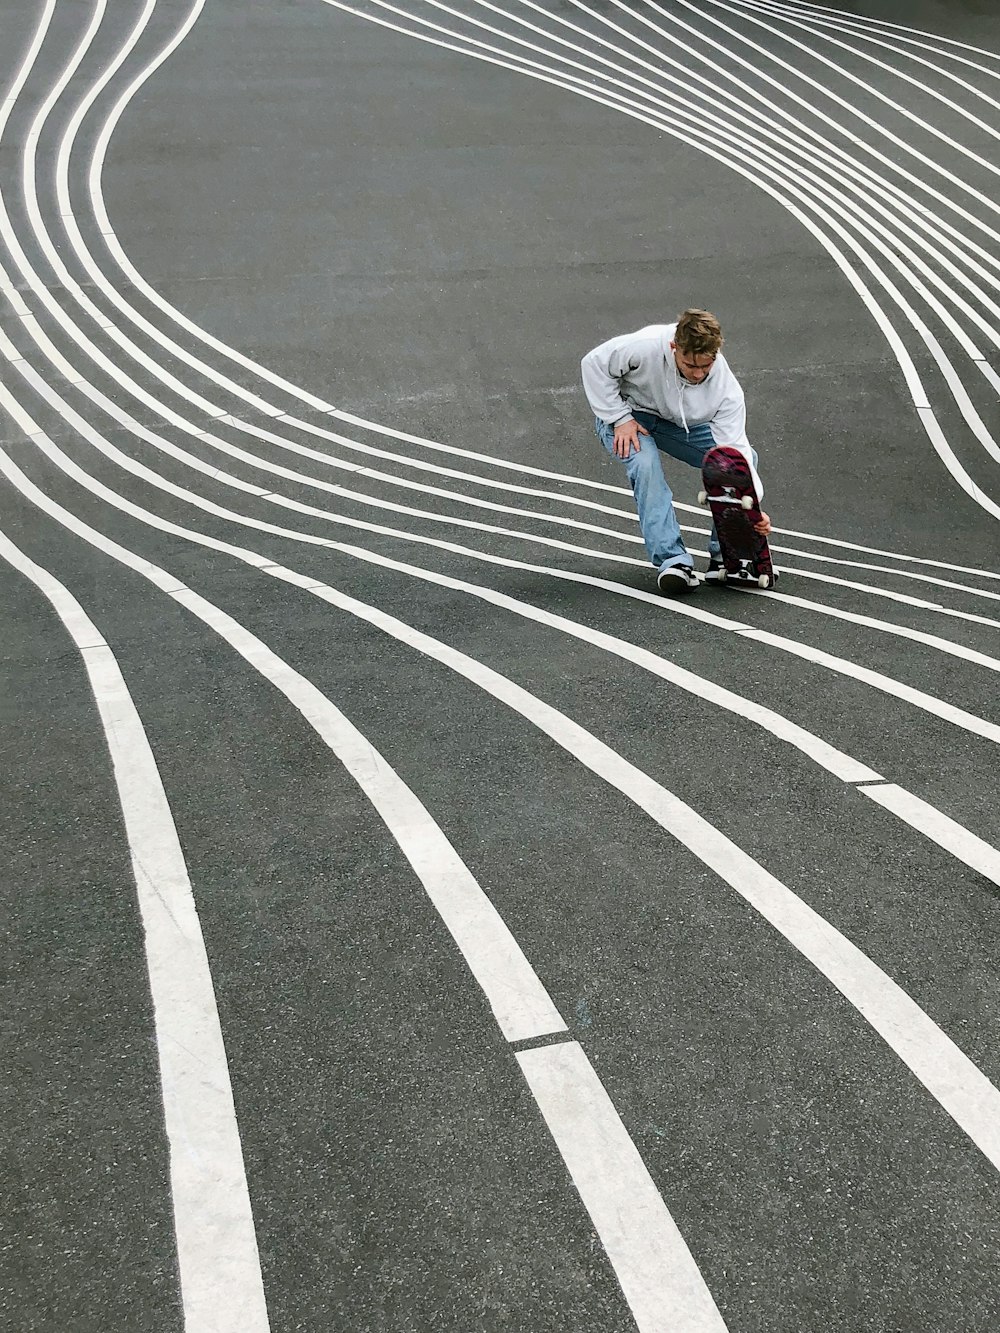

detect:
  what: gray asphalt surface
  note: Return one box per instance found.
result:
[3,0,1000,1330]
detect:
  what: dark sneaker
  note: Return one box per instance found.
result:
[705,555,726,582]
[657,565,699,596]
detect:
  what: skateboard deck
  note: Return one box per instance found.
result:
[698,446,777,589]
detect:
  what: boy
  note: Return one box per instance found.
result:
[582,308,770,594]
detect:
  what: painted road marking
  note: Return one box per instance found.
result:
[0,527,270,1333]
[518,1040,729,1333]
[0,433,725,1331]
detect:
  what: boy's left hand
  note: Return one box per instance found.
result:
[754,511,772,535]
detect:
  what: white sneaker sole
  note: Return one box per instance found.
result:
[657,569,700,595]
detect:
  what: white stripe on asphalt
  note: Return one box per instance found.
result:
[67,0,1000,543]
[859,784,1000,891]
[0,527,270,1333]
[748,0,1000,61]
[34,67,1000,610]
[12,321,1000,869]
[3,398,1000,1180]
[745,0,1000,110]
[315,0,1000,519]
[733,0,1000,137]
[9,348,999,754]
[169,585,566,1044]
[0,424,723,1333]
[517,1041,728,1333]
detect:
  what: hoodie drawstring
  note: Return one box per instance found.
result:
[672,357,690,436]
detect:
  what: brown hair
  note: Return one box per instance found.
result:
[674,308,724,357]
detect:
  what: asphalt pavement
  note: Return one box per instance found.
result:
[3,1,1000,1330]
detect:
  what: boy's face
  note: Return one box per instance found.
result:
[671,340,716,384]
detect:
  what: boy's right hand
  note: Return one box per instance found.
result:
[613,418,650,458]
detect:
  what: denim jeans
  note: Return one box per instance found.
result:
[595,410,757,570]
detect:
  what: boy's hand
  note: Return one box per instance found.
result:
[613,418,650,458]
[754,511,772,535]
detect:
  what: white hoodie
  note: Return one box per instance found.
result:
[581,322,762,496]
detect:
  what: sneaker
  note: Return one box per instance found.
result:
[657,565,699,596]
[705,555,725,582]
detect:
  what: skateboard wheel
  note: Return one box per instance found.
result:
[697,489,708,507]
[758,574,770,588]
[718,569,727,584]
[740,495,754,510]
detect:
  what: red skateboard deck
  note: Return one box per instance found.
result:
[698,446,777,589]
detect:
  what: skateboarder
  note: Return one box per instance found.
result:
[581,308,771,595]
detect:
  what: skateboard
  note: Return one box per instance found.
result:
[697,446,778,589]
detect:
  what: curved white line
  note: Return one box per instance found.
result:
[0,527,270,1333]
[759,0,1000,66]
[49,0,1000,522]
[25,0,1000,591]
[8,321,1000,760]
[17,86,1000,616]
[700,0,1000,192]
[70,0,1000,534]
[13,5,1000,703]
[0,381,728,1333]
[532,0,1000,445]
[11,173,1000,636]
[663,0,1000,249]
[753,0,1000,113]
[8,301,1000,930]
[313,0,1000,518]
[731,0,1000,130]
[22,0,968,569]
[4,386,1000,1187]
[11,5,1000,1311]
[392,0,1000,375]
[9,0,1000,692]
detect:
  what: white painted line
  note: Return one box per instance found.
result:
[49,371,1000,752]
[2,284,30,317]
[749,0,1000,64]
[977,359,1000,399]
[744,587,1000,673]
[10,336,1000,780]
[6,274,1000,618]
[20,288,997,617]
[742,0,1000,115]
[702,0,1000,200]
[17,415,1000,1175]
[5,201,999,648]
[752,563,1000,628]
[0,377,40,434]
[726,521,1000,582]
[517,1041,728,1333]
[0,354,893,784]
[299,545,881,783]
[314,0,1000,517]
[480,0,1000,382]
[0,399,564,1046]
[165,589,565,1043]
[758,541,1000,604]
[0,528,270,1333]
[735,0,1000,134]
[67,0,1000,536]
[858,784,1000,891]
[15,0,1000,1311]
[8,343,1000,1249]
[19,0,251,421]
[743,628,1000,747]
[0,441,730,1331]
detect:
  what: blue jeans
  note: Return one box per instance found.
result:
[596,411,756,570]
